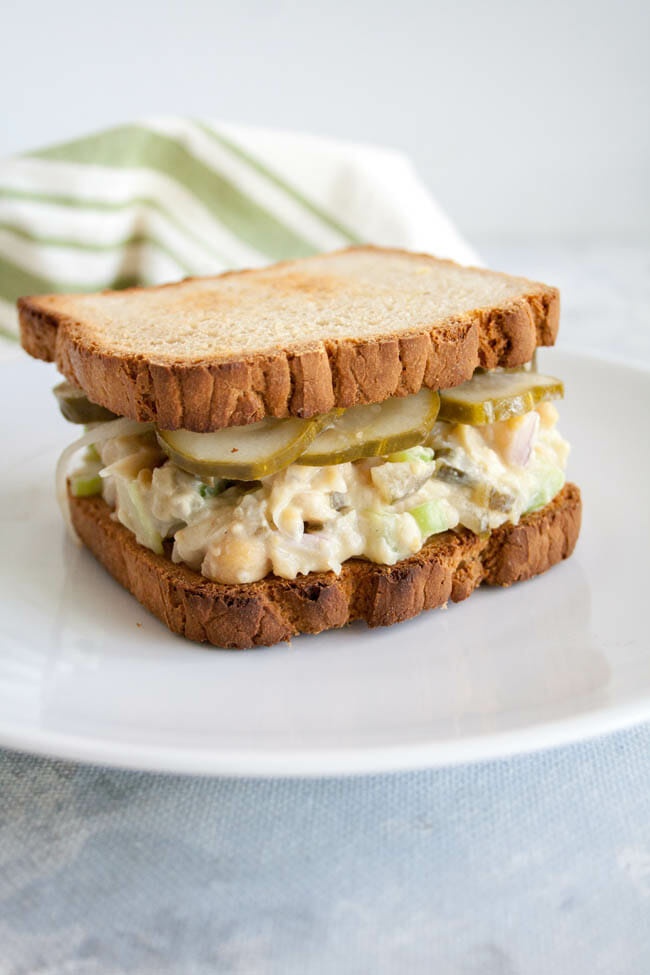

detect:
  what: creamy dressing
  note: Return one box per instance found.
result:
[84,402,569,584]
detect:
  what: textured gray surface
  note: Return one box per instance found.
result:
[2,241,649,973]
[2,728,650,975]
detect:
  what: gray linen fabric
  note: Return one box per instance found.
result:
[2,726,650,974]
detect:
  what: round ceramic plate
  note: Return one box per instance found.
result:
[1,350,648,776]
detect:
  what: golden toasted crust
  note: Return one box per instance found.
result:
[69,483,581,649]
[19,246,559,432]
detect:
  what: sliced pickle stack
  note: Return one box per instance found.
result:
[438,371,563,425]
[296,388,440,466]
[157,413,334,480]
[55,363,564,482]
[156,389,440,477]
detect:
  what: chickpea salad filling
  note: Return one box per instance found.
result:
[58,367,570,585]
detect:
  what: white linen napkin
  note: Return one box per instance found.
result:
[0,117,478,358]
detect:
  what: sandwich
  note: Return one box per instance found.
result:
[18,246,581,649]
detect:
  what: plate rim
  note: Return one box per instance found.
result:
[1,700,649,777]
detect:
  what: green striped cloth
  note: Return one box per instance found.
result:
[0,117,477,357]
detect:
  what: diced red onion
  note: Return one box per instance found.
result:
[505,411,539,467]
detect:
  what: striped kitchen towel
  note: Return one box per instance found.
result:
[0,117,478,356]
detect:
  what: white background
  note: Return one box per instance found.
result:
[3,0,648,244]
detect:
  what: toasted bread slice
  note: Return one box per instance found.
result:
[20,246,559,432]
[69,484,581,650]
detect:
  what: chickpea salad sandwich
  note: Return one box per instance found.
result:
[19,246,581,649]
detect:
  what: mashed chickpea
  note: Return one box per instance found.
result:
[203,533,272,584]
[93,405,569,584]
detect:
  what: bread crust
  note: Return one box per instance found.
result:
[19,246,559,432]
[69,483,581,649]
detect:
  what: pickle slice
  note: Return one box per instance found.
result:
[54,381,118,424]
[157,412,333,480]
[438,372,563,425]
[296,388,440,466]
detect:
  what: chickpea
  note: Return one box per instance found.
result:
[204,534,271,584]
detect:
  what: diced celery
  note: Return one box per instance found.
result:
[198,479,227,499]
[386,445,434,463]
[84,443,100,462]
[525,468,565,513]
[362,508,430,564]
[362,510,402,553]
[409,500,452,539]
[364,509,400,533]
[126,481,164,554]
[70,473,103,497]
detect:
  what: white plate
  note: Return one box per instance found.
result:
[1,350,648,776]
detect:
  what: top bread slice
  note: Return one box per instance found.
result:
[19,245,559,432]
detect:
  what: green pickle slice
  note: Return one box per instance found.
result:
[438,371,563,425]
[156,412,334,480]
[54,381,118,424]
[296,388,440,466]
[150,366,561,481]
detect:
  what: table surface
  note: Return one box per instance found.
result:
[2,239,649,975]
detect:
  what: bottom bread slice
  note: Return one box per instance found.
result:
[69,483,581,649]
